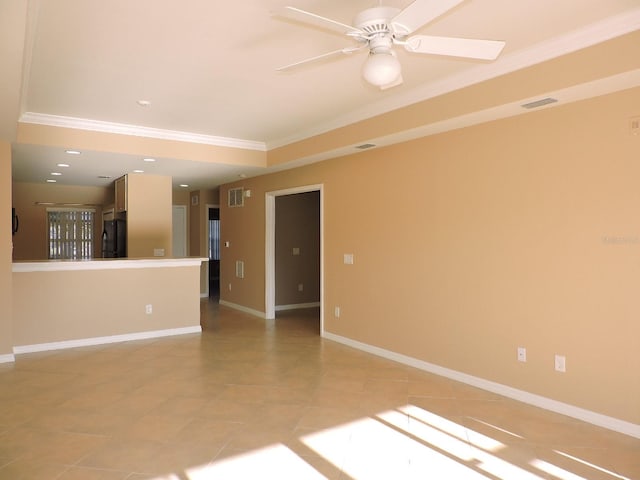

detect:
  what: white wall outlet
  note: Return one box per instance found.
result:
[153,248,165,257]
[517,347,527,362]
[228,283,232,291]
[298,283,304,292]
[343,253,354,265]
[145,304,152,315]
[224,241,230,248]
[334,306,341,318]
[292,247,300,256]
[555,354,566,372]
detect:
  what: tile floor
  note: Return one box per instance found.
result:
[0,300,638,479]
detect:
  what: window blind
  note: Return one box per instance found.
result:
[47,208,95,259]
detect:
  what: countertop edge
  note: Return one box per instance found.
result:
[13,257,209,273]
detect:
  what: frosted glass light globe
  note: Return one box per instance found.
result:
[362,52,401,87]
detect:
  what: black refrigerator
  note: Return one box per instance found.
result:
[102,219,126,258]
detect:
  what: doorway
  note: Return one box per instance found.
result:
[207,206,220,298]
[265,184,323,333]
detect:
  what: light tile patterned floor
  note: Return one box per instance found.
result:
[0,300,638,479]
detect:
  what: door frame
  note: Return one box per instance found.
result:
[205,204,219,297]
[265,184,323,333]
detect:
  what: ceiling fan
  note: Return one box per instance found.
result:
[275,0,506,89]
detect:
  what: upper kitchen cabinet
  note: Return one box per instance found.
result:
[115,175,127,212]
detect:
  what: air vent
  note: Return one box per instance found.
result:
[228,187,244,207]
[355,143,376,150]
[521,97,558,109]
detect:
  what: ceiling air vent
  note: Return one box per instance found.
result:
[228,187,244,207]
[521,97,558,109]
[355,143,376,150]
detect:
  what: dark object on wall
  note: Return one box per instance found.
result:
[12,208,19,235]
[102,219,126,258]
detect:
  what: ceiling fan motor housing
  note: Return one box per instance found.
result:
[353,6,401,39]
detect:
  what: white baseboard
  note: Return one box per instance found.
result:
[322,331,640,440]
[219,300,266,319]
[275,302,321,312]
[0,353,16,364]
[13,326,202,355]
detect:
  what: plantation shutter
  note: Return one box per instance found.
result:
[48,208,95,259]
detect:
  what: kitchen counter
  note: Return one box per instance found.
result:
[11,257,208,355]
[13,256,207,272]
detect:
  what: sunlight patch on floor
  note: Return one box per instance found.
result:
[302,415,491,479]
[149,404,623,480]
[467,416,524,439]
[185,444,325,479]
[398,405,506,452]
[553,450,631,480]
[530,459,593,480]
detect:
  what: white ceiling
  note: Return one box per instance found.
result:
[7,0,640,189]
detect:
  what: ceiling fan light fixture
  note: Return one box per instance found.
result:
[362,51,401,87]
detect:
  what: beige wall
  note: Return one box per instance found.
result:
[126,174,173,258]
[13,265,200,346]
[220,87,640,425]
[275,191,320,306]
[11,182,111,260]
[0,142,12,357]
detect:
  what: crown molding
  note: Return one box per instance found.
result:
[19,112,267,152]
[267,7,640,149]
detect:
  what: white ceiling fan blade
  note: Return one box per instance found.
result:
[276,46,363,72]
[405,35,506,60]
[275,6,362,36]
[391,0,465,36]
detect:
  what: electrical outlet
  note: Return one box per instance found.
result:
[228,283,232,291]
[343,254,354,265]
[145,304,152,315]
[334,306,340,318]
[555,354,566,372]
[298,283,304,292]
[517,347,526,362]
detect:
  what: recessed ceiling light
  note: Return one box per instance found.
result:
[133,169,144,173]
[46,179,56,183]
[57,163,70,168]
[143,158,156,162]
[179,184,189,188]
[65,150,81,155]
[137,100,151,107]
[50,172,62,176]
